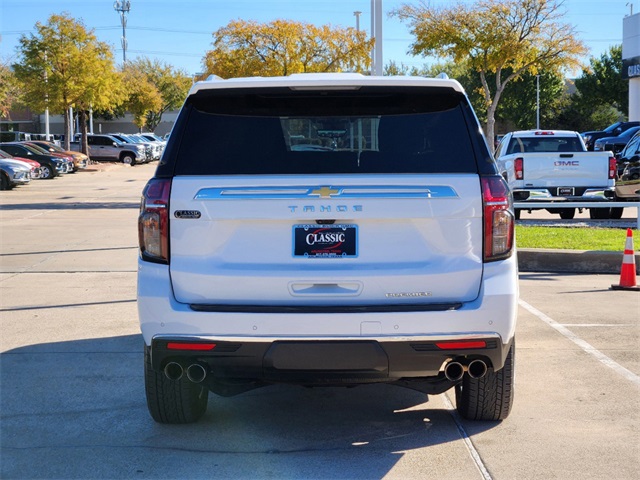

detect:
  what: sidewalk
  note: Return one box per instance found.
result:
[518,248,639,274]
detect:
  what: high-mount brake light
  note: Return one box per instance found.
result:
[481,176,514,262]
[138,178,171,263]
[534,131,555,135]
[609,157,617,180]
[514,157,524,180]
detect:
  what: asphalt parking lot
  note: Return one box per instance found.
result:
[1,163,639,479]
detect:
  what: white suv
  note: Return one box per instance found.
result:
[137,73,518,424]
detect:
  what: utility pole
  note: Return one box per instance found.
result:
[536,74,540,130]
[43,51,50,141]
[113,0,131,64]
[370,0,383,76]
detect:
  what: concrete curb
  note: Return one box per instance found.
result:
[518,248,640,274]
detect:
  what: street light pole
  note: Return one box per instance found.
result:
[43,51,50,141]
[536,74,540,130]
[370,0,383,76]
[354,11,362,31]
[113,1,131,64]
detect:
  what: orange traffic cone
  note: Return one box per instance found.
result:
[611,228,640,291]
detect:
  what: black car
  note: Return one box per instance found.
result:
[581,121,640,151]
[593,126,640,155]
[0,143,66,179]
[615,131,640,178]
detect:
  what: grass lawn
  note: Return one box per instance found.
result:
[515,226,636,251]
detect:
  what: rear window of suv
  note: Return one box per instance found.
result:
[171,86,481,176]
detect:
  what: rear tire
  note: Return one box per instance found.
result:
[455,340,515,421]
[589,208,609,219]
[558,208,575,219]
[609,207,624,219]
[144,345,208,424]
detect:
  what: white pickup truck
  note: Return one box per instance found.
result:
[495,130,618,219]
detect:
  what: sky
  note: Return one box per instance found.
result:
[0,0,634,77]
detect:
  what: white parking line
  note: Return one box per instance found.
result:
[519,299,640,386]
[560,324,635,327]
[441,394,493,480]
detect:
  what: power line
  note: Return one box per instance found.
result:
[125,49,203,57]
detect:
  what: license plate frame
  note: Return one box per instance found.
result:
[293,224,357,258]
[558,187,575,196]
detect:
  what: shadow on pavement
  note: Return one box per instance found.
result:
[1,334,499,479]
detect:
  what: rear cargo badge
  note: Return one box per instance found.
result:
[386,292,432,298]
[174,210,201,219]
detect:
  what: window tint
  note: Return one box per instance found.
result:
[507,136,583,154]
[173,87,479,175]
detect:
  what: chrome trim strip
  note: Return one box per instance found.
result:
[194,185,458,200]
[152,332,502,344]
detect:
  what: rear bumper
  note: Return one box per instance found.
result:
[138,254,518,384]
[149,334,512,384]
[514,187,615,202]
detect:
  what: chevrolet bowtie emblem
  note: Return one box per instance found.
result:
[309,186,340,198]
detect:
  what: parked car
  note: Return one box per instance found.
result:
[581,121,640,151]
[27,140,89,171]
[132,133,165,159]
[138,73,518,424]
[0,149,42,179]
[495,130,616,219]
[0,143,66,178]
[21,142,74,173]
[593,126,640,155]
[0,158,32,189]
[110,133,157,161]
[70,134,147,165]
[614,131,640,200]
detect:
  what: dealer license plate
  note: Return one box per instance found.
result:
[293,224,357,258]
[558,187,574,196]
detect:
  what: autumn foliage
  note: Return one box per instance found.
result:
[203,19,374,78]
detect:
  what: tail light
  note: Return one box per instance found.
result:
[514,157,524,180]
[138,178,171,264]
[481,175,514,262]
[608,157,616,180]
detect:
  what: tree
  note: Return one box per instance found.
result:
[203,19,374,78]
[0,61,22,119]
[121,64,163,130]
[554,92,621,132]
[126,58,191,132]
[393,0,587,149]
[13,13,122,151]
[574,45,627,117]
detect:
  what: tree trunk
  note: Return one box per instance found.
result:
[64,107,71,151]
[79,110,89,156]
[485,107,496,155]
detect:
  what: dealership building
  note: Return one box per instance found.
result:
[624,11,640,121]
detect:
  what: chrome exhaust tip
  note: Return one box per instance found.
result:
[468,359,488,379]
[186,363,207,383]
[444,361,465,382]
[164,362,184,381]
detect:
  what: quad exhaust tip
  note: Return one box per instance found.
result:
[186,364,207,383]
[164,362,208,383]
[468,359,488,379]
[164,362,184,381]
[444,361,465,382]
[444,359,488,381]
